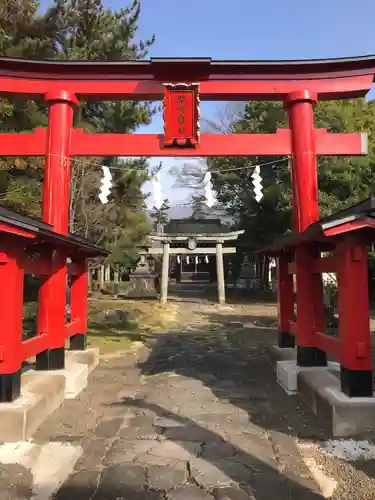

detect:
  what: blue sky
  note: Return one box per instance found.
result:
[40,0,375,207]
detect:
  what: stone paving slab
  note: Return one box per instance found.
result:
[0,300,340,499]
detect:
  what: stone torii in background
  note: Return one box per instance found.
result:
[143,219,244,304]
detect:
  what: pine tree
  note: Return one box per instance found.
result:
[43,0,155,260]
[207,98,375,248]
[190,194,209,219]
[150,198,170,230]
[0,0,57,215]
[0,0,155,263]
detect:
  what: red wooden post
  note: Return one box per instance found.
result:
[277,253,295,348]
[70,260,89,351]
[42,90,79,234]
[311,258,326,336]
[285,91,326,366]
[285,90,319,233]
[337,238,372,397]
[36,91,79,371]
[294,245,327,366]
[36,250,68,370]
[0,238,24,402]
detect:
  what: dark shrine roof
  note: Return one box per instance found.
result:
[164,218,230,235]
[0,206,107,256]
[258,197,375,255]
[318,197,375,225]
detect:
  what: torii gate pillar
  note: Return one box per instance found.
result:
[160,242,170,304]
[284,90,327,368]
[216,241,225,305]
[36,91,80,371]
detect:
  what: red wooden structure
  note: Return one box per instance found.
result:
[0,55,374,401]
[260,198,375,397]
[0,207,106,402]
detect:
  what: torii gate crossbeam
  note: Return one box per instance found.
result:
[0,55,374,372]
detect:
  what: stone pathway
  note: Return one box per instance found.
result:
[3,297,375,499]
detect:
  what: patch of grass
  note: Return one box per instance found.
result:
[24,301,37,320]
[18,297,180,356]
[23,301,38,341]
[87,298,179,354]
[87,326,134,354]
[91,281,131,295]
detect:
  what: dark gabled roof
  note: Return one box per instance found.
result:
[258,197,375,255]
[0,206,107,256]
[317,197,375,226]
[0,206,52,231]
[164,218,230,235]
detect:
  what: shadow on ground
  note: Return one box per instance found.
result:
[110,396,323,499]
[137,309,329,441]
[100,306,330,498]
[37,294,375,499]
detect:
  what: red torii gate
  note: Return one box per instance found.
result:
[0,55,374,399]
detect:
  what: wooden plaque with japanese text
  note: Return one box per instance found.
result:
[163,83,200,146]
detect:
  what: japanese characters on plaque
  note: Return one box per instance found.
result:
[163,83,200,146]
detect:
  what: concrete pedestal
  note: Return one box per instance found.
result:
[0,348,100,442]
[276,359,339,395]
[299,369,375,436]
[267,344,375,436]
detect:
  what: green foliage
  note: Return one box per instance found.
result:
[207,101,292,251]
[207,98,375,251]
[0,0,55,215]
[70,158,151,266]
[0,0,155,263]
[150,198,171,229]
[195,98,375,291]
[315,99,375,216]
[189,194,209,219]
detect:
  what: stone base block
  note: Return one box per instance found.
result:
[36,360,89,400]
[298,369,375,437]
[66,347,100,374]
[266,345,296,368]
[63,362,89,399]
[0,349,99,442]
[0,372,65,442]
[277,360,339,395]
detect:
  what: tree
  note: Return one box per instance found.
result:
[171,159,224,220]
[69,158,151,267]
[150,198,170,230]
[176,98,375,288]
[207,98,375,243]
[45,0,155,262]
[0,0,156,264]
[0,0,57,215]
[189,194,207,219]
[208,101,292,250]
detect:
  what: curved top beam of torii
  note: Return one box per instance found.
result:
[1,55,375,100]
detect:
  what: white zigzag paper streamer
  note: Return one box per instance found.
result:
[203,172,217,208]
[251,165,263,203]
[98,166,113,204]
